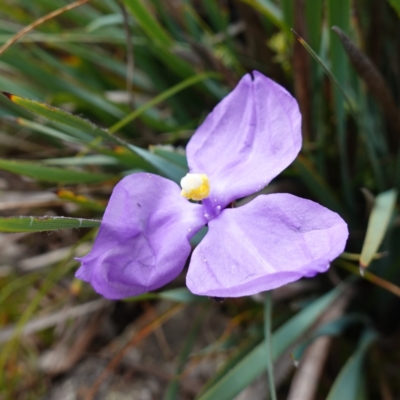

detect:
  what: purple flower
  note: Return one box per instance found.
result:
[76,71,348,299]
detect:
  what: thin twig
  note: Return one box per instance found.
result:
[0,0,91,56]
[337,259,400,298]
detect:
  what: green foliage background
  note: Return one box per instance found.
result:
[0,0,400,398]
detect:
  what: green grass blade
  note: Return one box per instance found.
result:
[150,145,188,169]
[0,32,129,44]
[1,92,123,146]
[305,0,323,53]
[123,0,172,46]
[271,284,348,359]
[125,288,207,304]
[59,43,152,92]
[197,331,263,397]
[327,0,353,208]
[241,0,286,31]
[109,72,220,133]
[3,48,125,120]
[292,314,367,361]
[0,273,40,308]
[326,329,378,400]
[292,30,386,195]
[328,0,351,88]
[0,159,113,184]
[43,155,119,166]
[388,0,400,17]
[56,189,106,212]
[294,156,348,218]
[127,145,187,183]
[360,189,397,268]
[0,216,100,232]
[281,0,294,30]
[151,0,182,38]
[203,0,228,31]
[196,283,347,400]
[85,13,123,32]
[158,288,206,303]
[291,31,353,124]
[0,74,39,99]
[12,117,84,144]
[1,94,162,173]
[264,291,277,400]
[332,26,400,137]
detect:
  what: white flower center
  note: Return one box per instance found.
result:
[180,173,210,201]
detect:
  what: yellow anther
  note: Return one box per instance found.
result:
[180,173,210,201]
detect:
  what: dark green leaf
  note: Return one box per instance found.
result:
[326,329,378,400]
[0,158,113,184]
[0,216,100,232]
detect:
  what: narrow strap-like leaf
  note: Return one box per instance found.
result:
[0,216,101,232]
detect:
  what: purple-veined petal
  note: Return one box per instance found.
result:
[186,71,302,210]
[76,173,206,299]
[186,193,348,297]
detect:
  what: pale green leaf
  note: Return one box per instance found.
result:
[360,189,397,268]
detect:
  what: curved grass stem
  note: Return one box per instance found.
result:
[264,291,277,400]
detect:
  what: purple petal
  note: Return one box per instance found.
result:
[186,71,302,209]
[186,194,348,297]
[76,173,206,299]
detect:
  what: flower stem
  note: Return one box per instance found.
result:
[264,291,277,400]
